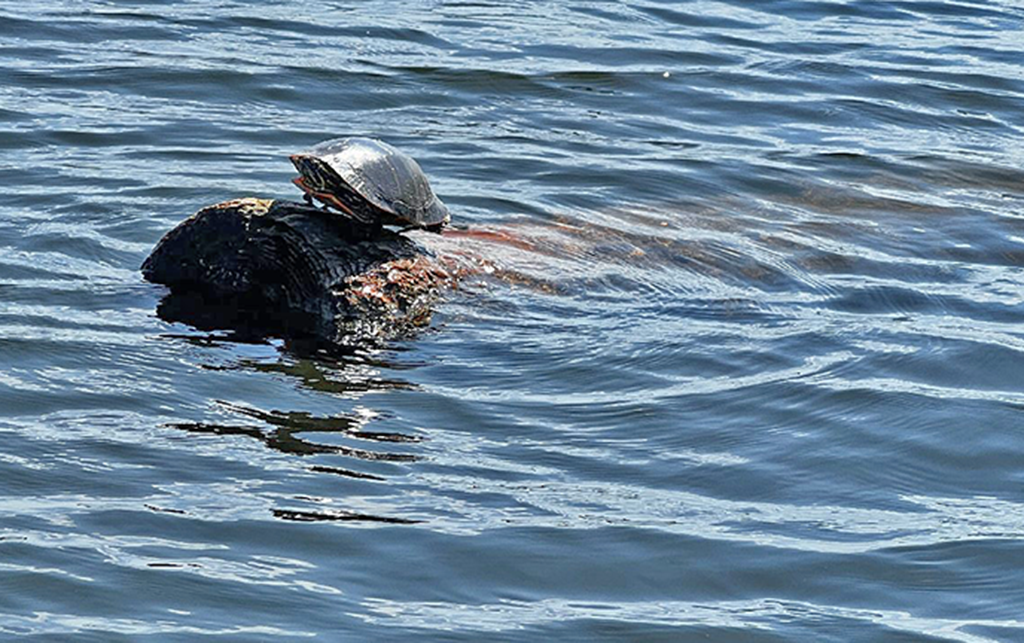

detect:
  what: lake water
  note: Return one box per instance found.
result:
[2,1,1024,640]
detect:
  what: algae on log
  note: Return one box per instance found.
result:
[142,198,452,343]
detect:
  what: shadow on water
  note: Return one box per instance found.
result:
[153,282,426,390]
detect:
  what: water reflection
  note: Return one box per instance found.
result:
[155,312,429,523]
[172,401,420,455]
[168,400,423,523]
[272,509,420,524]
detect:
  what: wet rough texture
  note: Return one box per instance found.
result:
[142,198,452,343]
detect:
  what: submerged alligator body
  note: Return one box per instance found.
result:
[142,198,452,343]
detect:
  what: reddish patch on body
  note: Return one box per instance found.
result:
[292,177,356,215]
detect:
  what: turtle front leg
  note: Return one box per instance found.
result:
[301,192,329,211]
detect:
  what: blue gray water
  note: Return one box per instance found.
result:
[2,1,1024,640]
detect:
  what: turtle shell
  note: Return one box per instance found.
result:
[290,137,450,230]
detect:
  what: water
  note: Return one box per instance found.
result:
[2,0,1024,640]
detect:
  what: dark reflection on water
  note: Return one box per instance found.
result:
[2,0,1024,640]
[272,509,421,524]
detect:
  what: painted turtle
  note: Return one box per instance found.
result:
[290,137,450,232]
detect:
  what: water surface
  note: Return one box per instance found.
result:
[2,1,1024,641]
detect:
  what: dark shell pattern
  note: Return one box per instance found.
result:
[291,137,450,230]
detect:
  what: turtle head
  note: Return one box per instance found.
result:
[289,154,358,217]
[290,154,336,194]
